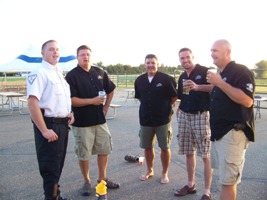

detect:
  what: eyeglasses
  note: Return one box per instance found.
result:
[78,53,91,57]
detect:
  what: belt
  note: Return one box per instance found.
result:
[184,110,207,114]
[44,116,69,124]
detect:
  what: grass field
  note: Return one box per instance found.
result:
[1,75,267,94]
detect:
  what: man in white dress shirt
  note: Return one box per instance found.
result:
[27,40,74,200]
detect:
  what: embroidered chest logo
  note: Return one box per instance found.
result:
[28,74,37,85]
[156,83,163,87]
[97,75,103,79]
[195,75,202,80]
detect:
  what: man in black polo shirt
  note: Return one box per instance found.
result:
[134,54,177,184]
[174,48,213,200]
[65,45,119,196]
[207,39,255,200]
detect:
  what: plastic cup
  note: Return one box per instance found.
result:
[208,68,217,73]
[182,79,190,95]
[98,91,106,97]
[138,156,144,165]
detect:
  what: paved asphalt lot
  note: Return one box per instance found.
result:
[0,88,267,200]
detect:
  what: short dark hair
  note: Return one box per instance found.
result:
[41,40,57,51]
[145,54,158,62]
[179,47,192,54]
[77,45,92,55]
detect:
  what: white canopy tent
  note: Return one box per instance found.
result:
[0,45,77,73]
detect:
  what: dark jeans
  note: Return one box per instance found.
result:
[34,122,69,199]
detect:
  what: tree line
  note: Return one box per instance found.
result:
[253,60,267,78]
[95,60,267,79]
[95,61,184,75]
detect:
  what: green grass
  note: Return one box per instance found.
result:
[0,77,26,83]
[255,85,267,94]
[255,80,267,85]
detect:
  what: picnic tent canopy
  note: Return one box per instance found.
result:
[0,45,77,73]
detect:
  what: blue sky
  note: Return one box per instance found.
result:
[0,0,266,68]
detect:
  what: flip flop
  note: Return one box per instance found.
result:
[139,174,153,181]
[160,176,169,184]
[174,184,197,196]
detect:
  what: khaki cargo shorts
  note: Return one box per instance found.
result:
[139,123,172,150]
[211,129,249,185]
[72,124,112,160]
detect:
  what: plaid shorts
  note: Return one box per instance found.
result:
[177,110,211,158]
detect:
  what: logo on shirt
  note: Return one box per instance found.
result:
[195,75,201,80]
[97,75,103,79]
[156,83,163,87]
[27,74,37,85]
[246,83,254,93]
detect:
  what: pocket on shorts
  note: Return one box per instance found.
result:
[202,134,211,155]
[223,134,245,184]
[225,130,246,165]
[73,131,87,160]
[225,150,243,166]
[224,151,244,185]
[74,145,87,160]
[232,130,249,149]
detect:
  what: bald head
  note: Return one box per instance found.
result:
[214,39,232,50]
[211,39,232,70]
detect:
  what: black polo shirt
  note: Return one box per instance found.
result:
[134,71,177,126]
[210,61,255,142]
[65,65,116,127]
[178,64,210,113]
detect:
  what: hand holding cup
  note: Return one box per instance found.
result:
[182,79,190,95]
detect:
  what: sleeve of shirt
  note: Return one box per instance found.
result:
[65,72,78,98]
[103,71,116,94]
[237,68,255,98]
[134,77,140,99]
[168,75,177,97]
[177,76,183,99]
[27,70,47,100]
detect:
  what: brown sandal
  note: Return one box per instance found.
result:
[201,194,212,200]
[174,184,197,196]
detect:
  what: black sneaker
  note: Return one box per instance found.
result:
[97,179,120,189]
[96,194,108,200]
[81,182,92,196]
[124,155,139,162]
